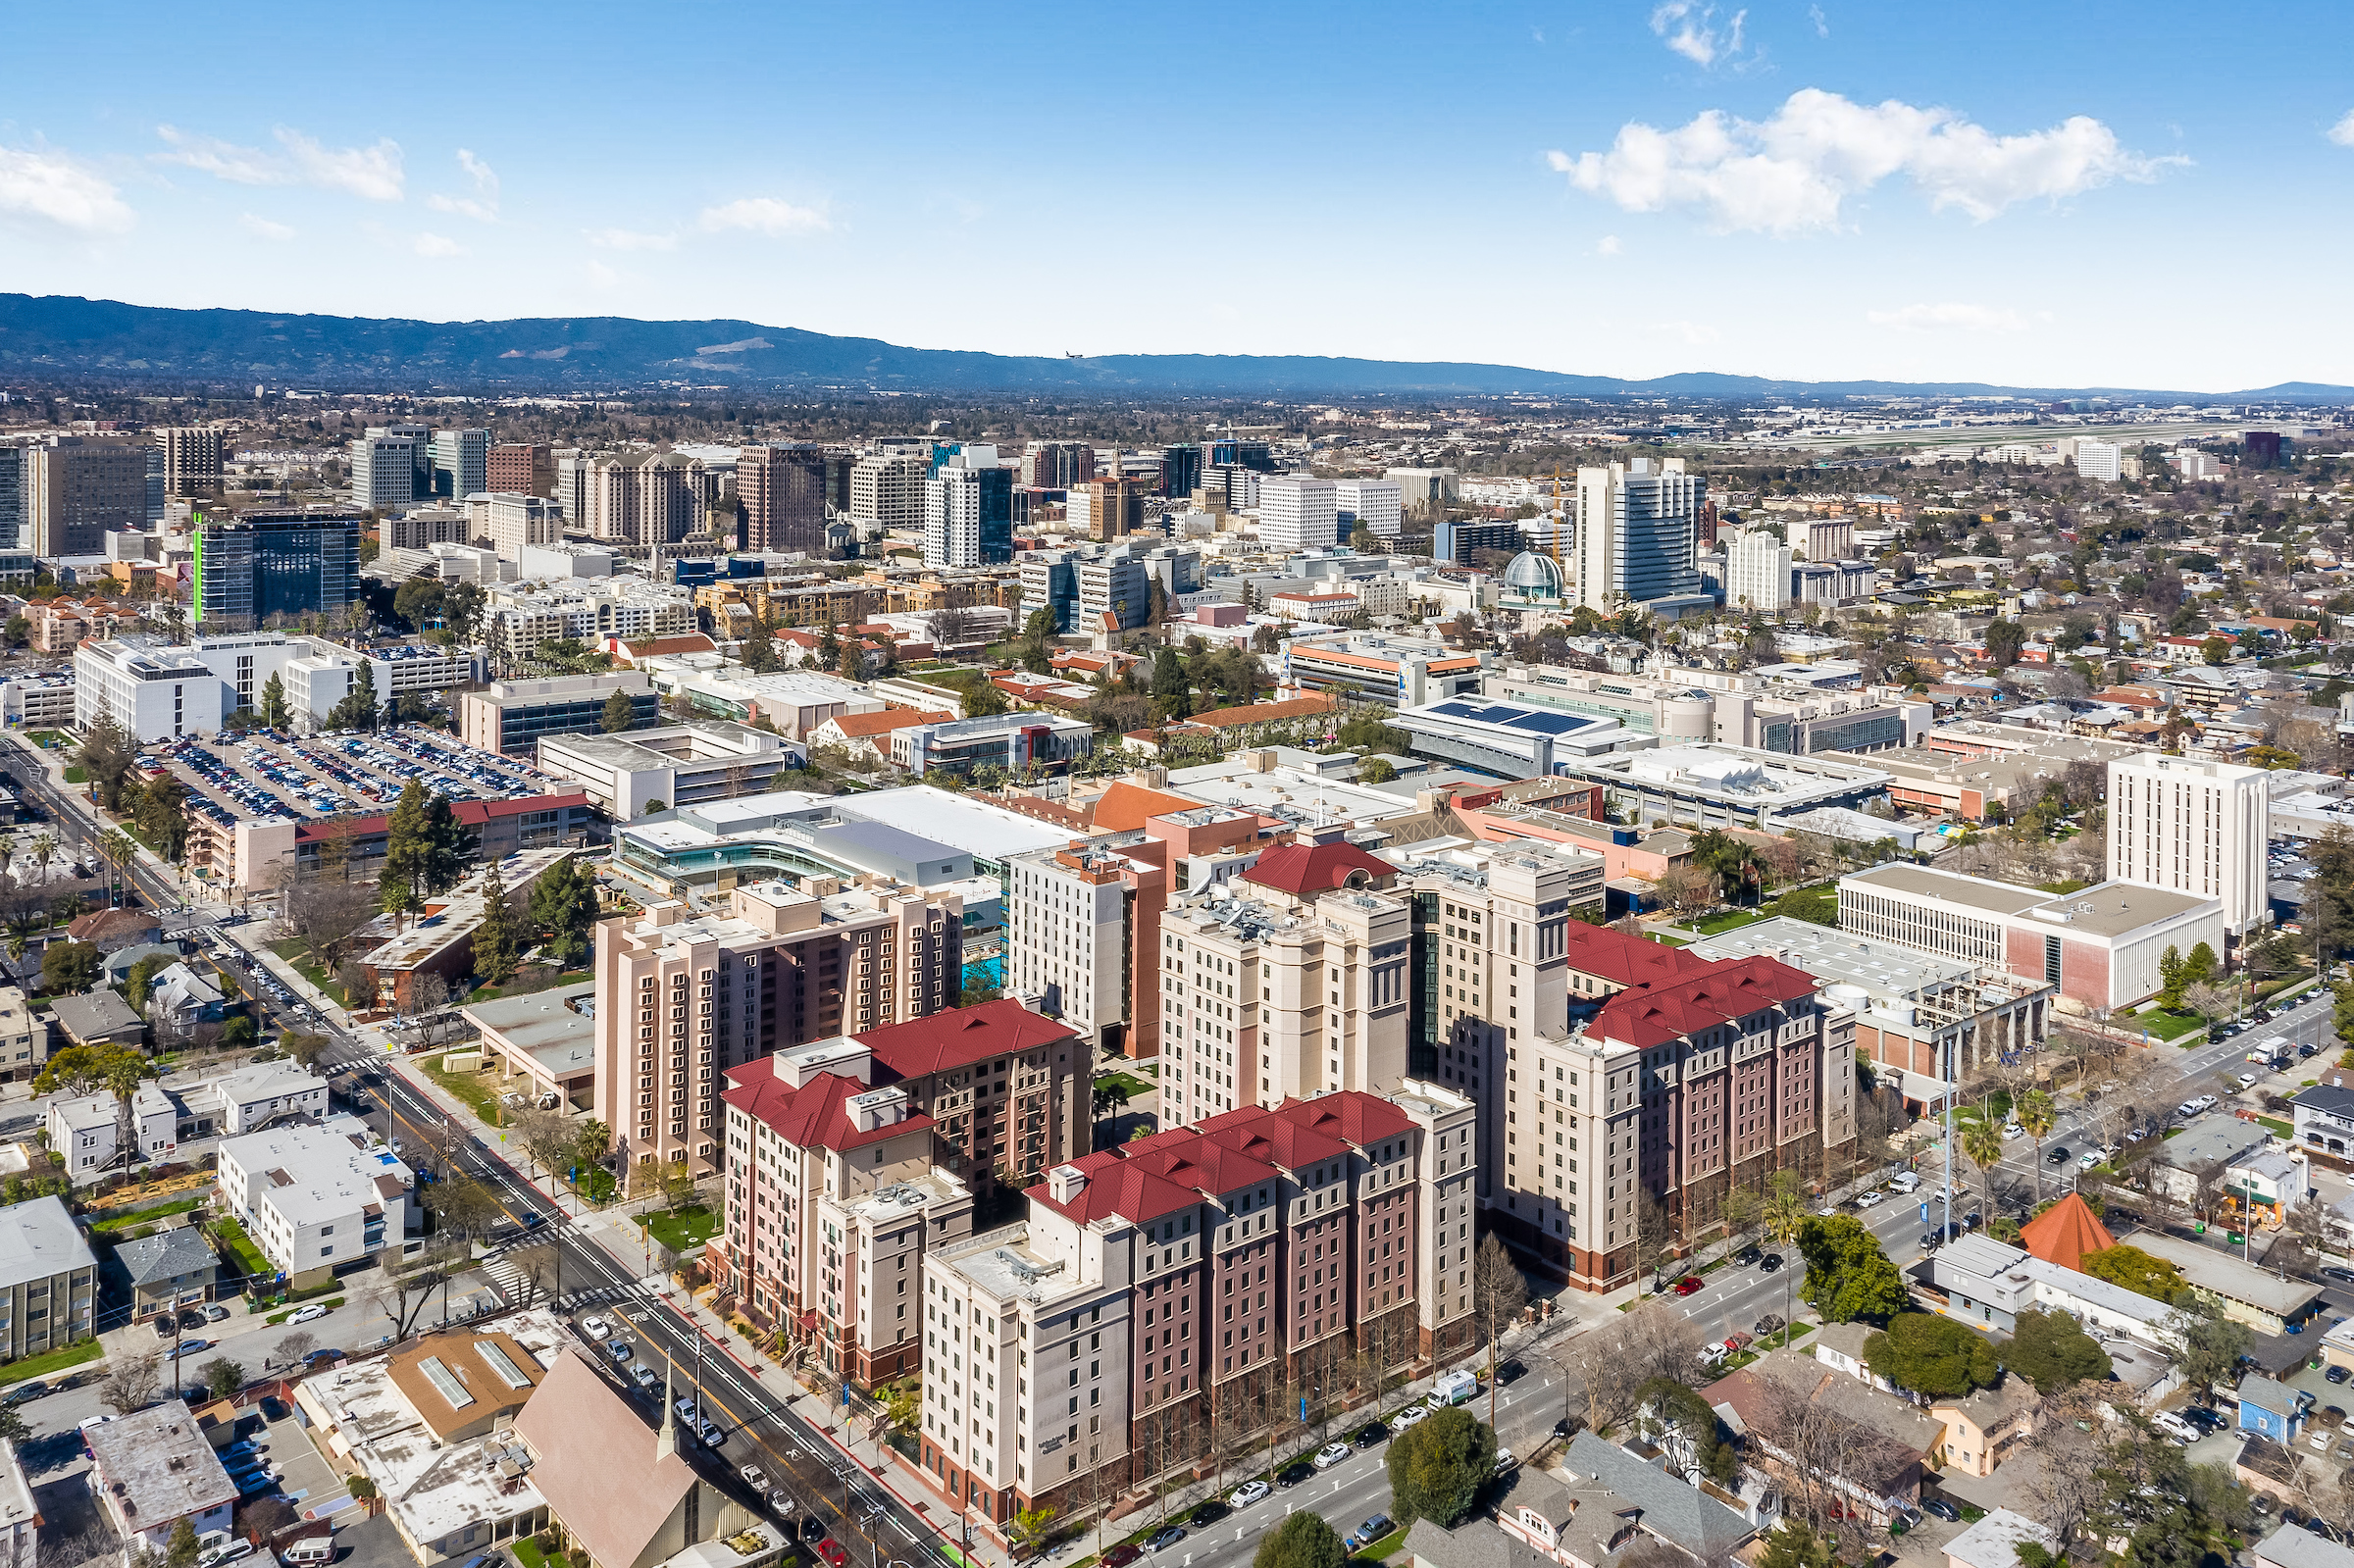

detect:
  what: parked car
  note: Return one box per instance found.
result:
[1145,1529,1186,1553]
[1,1382,46,1407]
[606,1341,633,1364]
[1275,1461,1314,1489]
[581,1317,611,1340]
[1854,1190,1886,1208]
[174,1338,211,1358]
[1920,1498,1962,1524]
[1494,1448,1517,1475]
[196,1542,255,1568]
[698,1420,726,1447]
[1391,1405,1428,1432]
[1495,1359,1526,1385]
[2002,1123,2023,1139]
[740,1465,769,1491]
[2045,1146,2072,1165]
[633,1365,661,1392]
[1760,1252,1783,1273]
[1354,1424,1387,1448]
[204,1304,230,1323]
[1100,1547,1142,1568]
[1754,1315,1785,1338]
[287,1303,330,1326]
[1228,1481,1271,1509]
[1189,1501,1227,1528]
[816,1542,849,1568]
[2077,1151,2101,1170]
[1314,1442,1352,1470]
[1345,1516,1395,1553]
[767,1489,794,1516]
[1672,1275,1704,1296]
[1734,1245,1764,1266]
[2327,1366,2350,1387]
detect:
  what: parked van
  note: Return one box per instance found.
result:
[2248,1037,2290,1066]
[1434,1370,1478,1406]
[281,1538,334,1566]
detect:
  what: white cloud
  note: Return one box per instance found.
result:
[0,145,134,235]
[1866,301,2025,332]
[412,231,463,258]
[2329,110,2354,147]
[427,148,499,221]
[237,212,294,241]
[1653,319,1721,346]
[1809,4,1828,35]
[1546,87,2180,233]
[698,196,831,236]
[1650,1,1748,67]
[585,260,620,288]
[1596,234,1622,255]
[155,125,404,201]
[586,228,678,251]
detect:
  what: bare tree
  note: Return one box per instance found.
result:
[511,1105,579,1184]
[510,1241,563,1305]
[2019,1386,2113,1557]
[367,1258,453,1340]
[99,1350,161,1414]
[270,1331,319,1369]
[407,971,459,1048]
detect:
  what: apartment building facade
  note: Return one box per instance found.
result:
[2107,753,2269,936]
[28,438,146,556]
[912,1082,1478,1541]
[739,442,829,554]
[1005,840,1167,1061]
[592,879,965,1178]
[849,454,928,529]
[156,428,226,499]
[487,442,554,497]
[1255,476,1337,552]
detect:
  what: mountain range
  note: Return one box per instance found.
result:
[0,292,2345,403]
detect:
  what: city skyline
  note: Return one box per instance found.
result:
[2,2,2350,390]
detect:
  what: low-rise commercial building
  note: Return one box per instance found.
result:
[1553,743,1895,833]
[458,673,661,757]
[85,1406,235,1564]
[351,850,575,1011]
[537,722,791,820]
[891,711,1094,778]
[212,792,596,894]
[468,982,597,1112]
[216,1114,414,1282]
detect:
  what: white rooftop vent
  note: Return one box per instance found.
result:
[1046,1164,1087,1203]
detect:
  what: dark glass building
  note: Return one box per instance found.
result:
[1159,443,1202,499]
[194,510,361,628]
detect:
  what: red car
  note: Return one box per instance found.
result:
[1103,1547,1144,1568]
[1723,1332,1754,1351]
[817,1542,848,1568]
[1672,1276,1704,1296]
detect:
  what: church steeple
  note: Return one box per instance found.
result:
[655,1354,679,1460]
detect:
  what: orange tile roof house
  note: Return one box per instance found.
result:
[809,706,955,764]
[1168,691,1337,742]
[2019,1191,2117,1271]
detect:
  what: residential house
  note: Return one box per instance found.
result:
[2291,1083,2354,1158]
[1945,1510,2058,1568]
[1705,1346,1936,1525]
[84,1406,235,1564]
[110,1227,221,1319]
[2239,1371,2308,1443]
[0,985,42,1083]
[2254,1522,2354,1568]
[50,990,144,1050]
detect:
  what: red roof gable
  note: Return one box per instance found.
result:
[1593,955,1820,1049]
[1191,1102,1354,1169]
[2020,1191,2117,1272]
[718,1061,935,1154]
[1272,1092,1414,1147]
[1561,923,1714,988]
[1241,840,1393,897]
[855,999,1077,1080]
[1025,1148,1203,1227]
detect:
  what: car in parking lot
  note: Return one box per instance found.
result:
[2152,1412,2201,1444]
[1314,1442,1353,1469]
[2328,1366,2351,1387]
[1228,1480,1271,1509]
[196,1541,256,1568]
[1145,1528,1186,1553]
[2238,1072,2261,1088]
[1494,1448,1517,1474]
[1919,1497,1962,1523]
[2001,1123,2023,1139]
[204,1304,230,1323]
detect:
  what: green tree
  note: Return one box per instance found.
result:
[2076,1243,2184,1303]
[2001,1305,2114,1391]
[1151,647,1193,720]
[131,775,191,862]
[257,671,287,732]
[331,660,379,732]
[1985,619,2026,667]
[2182,940,2218,986]
[422,792,470,895]
[379,780,432,924]
[202,1356,246,1400]
[1961,1117,2004,1221]
[1755,1521,1834,1568]
[39,939,101,993]
[34,1043,156,1181]
[1862,1312,1999,1396]
[2160,1299,2251,1396]
[2201,634,2231,666]
[1254,1511,1346,1568]
[76,713,139,811]
[600,686,638,733]
[126,953,172,1014]
[1335,709,1408,753]
[471,862,519,985]
[165,1518,202,1568]
[2019,1088,2057,1202]
[1761,1168,1809,1341]
[1384,1407,1497,1529]
[1795,1215,1909,1325]
[1360,757,1398,784]
[1634,1378,1737,1482]
[530,857,600,966]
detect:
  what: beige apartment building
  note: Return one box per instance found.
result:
[29,439,145,557]
[848,454,928,529]
[912,1081,1477,1543]
[592,878,963,1178]
[155,427,226,499]
[1154,835,1412,1128]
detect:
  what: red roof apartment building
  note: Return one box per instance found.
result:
[907,1080,1478,1543]
[706,1000,1094,1387]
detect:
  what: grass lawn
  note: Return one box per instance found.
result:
[639,1204,719,1254]
[265,1297,344,1325]
[211,1217,270,1279]
[510,1542,550,1568]
[468,967,591,1003]
[61,766,85,784]
[1348,1527,1409,1565]
[88,1195,205,1237]
[1650,933,1691,947]
[1095,1071,1151,1101]
[1686,908,1766,936]
[568,1166,618,1205]
[424,1054,506,1127]
[2260,1116,2294,1138]
[24,731,66,750]
[268,938,346,1004]
[0,1338,102,1388]
[2128,1009,2207,1041]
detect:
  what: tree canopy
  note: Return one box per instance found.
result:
[1254,1511,1346,1568]
[39,939,102,994]
[1385,1407,1498,1529]
[1862,1313,2000,1397]
[530,857,600,966]
[2077,1244,2185,1305]
[1635,1378,1738,1483]
[2001,1306,2114,1392]
[1796,1215,1910,1326]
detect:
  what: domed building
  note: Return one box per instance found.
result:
[1500,549,1565,609]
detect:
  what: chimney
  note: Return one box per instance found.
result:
[1047,1164,1087,1203]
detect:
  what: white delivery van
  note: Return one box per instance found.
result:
[1434,1369,1478,1405]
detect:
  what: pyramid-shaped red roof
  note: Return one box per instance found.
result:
[1241,840,1394,897]
[1592,954,1820,1048]
[855,999,1077,1079]
[1561,923,1714,988]
[2020,1191,2118,1272]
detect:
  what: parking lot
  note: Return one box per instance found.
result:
[150,724,562,829]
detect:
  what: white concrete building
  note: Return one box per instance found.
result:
[2073,438,2124,482]
[471,491,564,560]
[1333,479,1403,538]
[536,720,791,821]
[215,1114,413,1280]
[0,1196,97,1360]
[1005,841,1148,1058]
[48,1086,179,1181]
[280,640,486,732]
[351,433,420,510]
[1574,457,1704,613]
[2108,754,2270,936]
[1724,529,1793,612]
[1254,476,1338,552]
[924,449,1003,570]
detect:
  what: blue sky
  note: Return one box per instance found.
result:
[4,1,2350,390]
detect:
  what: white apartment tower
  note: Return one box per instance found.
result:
[2107,754,2269,936]
[1254,476,1337,552]
[1724,528,1793,612]
[924,449,1001,569]
[2073,439,2124,482]
[1333,479,1404,538]
[1573,457,1703,613]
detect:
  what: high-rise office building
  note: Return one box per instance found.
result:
[143,447,165,526]
[1253,475,1337,552]
[1018,441,1097,490]
[737,443,829,554]
[848,454,928,529]
[371,423,432,497]
[486,442,554,498]
[1159,443,1202,500]
[431,429,489,500]
[1333,479,1403,538]
[2107,754,2269,936]
[155,428,227,500]
[2072,438,2124,482]
[1067,477,1146,541]
[350,433,420,512]
[1206,438,1274,472]
[28,439,147,557]
[0,445,24,549]
[1724,528,1793,612]
[194,511,362,628]
[923,451,1012,569]
[1572,457,1703,613]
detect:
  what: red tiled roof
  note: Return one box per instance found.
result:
[1561,923,1714,988]
[823,708,952,738]
[1593,955,1820,1048]
[2021,1192,2117,1272]
[855,999,1077,1080]
[1091,781,1201,833]
[719,1061,934,1154]
[1272,1092,1415,1147]
[291,791,588,842]
[621,633,718,659]
[1026,1147,1203,1227]
[1185,693,1337,729]
[1191,1103,1354,1170]
[1242,839,1393,896]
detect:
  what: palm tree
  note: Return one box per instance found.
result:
[27,834,56,886]
[96,831,137,910]
[1761,1169,1810,1346]
[1961,1117,2005,1225]
[2019,1088,2057,1205]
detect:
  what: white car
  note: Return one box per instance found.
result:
[196,1543,255,1568]
[286,1303,330,1326]
[1391,1404,1428,1431]
[581,1316,612,1340]
[2077,1152,2101,1170]
[1314,1442,1352,1469]
[2236,1073,2260,1088]
[1229,1481,1271,1509]
[1494,1448,1517,1475]
[1854,1190,1886,1208]
[740,1465,770,1490]
[2001,1124,2023,1139]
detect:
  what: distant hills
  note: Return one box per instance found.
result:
[0,292,2345,403]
